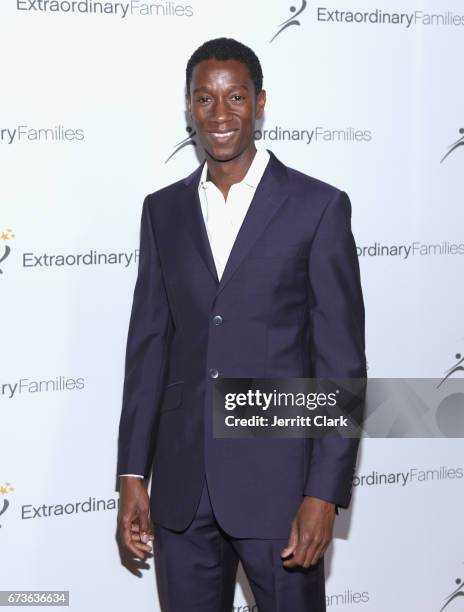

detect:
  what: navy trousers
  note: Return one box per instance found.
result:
[153,476,326,612]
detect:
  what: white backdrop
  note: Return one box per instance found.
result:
[1,1,463,610]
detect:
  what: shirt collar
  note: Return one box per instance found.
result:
[199,147,270,191]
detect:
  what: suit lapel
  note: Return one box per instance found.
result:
[180,150,290,297]
[216,151,289,297]
[182,161,220,285]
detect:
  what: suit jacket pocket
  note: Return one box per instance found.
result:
[160,381,184,413]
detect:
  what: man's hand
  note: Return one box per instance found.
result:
[117,476,154,561]
[280,496,336,569]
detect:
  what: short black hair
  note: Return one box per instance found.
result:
[185,37,263,96]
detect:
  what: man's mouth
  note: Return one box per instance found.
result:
[207,129,238,143]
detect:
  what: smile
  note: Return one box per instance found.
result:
[208,130,237,141]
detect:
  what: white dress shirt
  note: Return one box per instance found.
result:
[119,147,270,479]
[198,147,270,281]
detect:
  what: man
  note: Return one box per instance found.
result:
[116,38,366,611]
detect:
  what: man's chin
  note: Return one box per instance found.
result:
[205,147,243,163]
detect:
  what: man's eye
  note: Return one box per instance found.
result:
[197,96,210,103]
[231,95,245,102]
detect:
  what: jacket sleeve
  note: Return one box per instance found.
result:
[303,189,366,509]
[116,195,173,478]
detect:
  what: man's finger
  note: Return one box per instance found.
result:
[125,538,151,559]
[124,536,146,559]
[280,521,298,558]
[130,537,153,554]
[280,521,298,567]
[130,523,154,542]
[138,512,152,543]
[284,530,314,568]
[121,518,149,559]
[137,518,153,545]
[131,531,155,550]
[307,541,327,567]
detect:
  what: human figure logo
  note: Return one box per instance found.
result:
[437,352,464,389]
[440,569,464,611]
[0,482,14,528]
[270,1,308,43]
[0,228,15,275]
[165,126,197,163]
[441,128,464,163]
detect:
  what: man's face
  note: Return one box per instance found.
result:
[187,59,266,162]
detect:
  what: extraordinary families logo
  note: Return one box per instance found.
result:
[164,125,372,162]
[357,241,464,259]
[1,376,85,399]
[1,481,118,526]
[0,125,84,144]
[0,227,138,276]
[15,0,193,18]
[269,1,464,42]
[315,7,464,27]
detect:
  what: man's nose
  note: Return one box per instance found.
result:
[211,97,232,124]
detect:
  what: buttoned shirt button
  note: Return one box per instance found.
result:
[209,368,219,379]
[213,315,223,325]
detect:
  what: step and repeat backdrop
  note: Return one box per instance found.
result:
[1,0,463,610]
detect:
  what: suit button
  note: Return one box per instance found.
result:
[212,315,223,325]
[209,368,219,379]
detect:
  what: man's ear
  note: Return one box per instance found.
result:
[186,94,192,117]
[256,89,266,120]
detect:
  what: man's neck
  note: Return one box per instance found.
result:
[205,144,257,201]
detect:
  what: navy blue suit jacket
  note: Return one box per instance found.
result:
[117,149,366,538]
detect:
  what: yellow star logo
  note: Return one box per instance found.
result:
[1,229,15,240]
